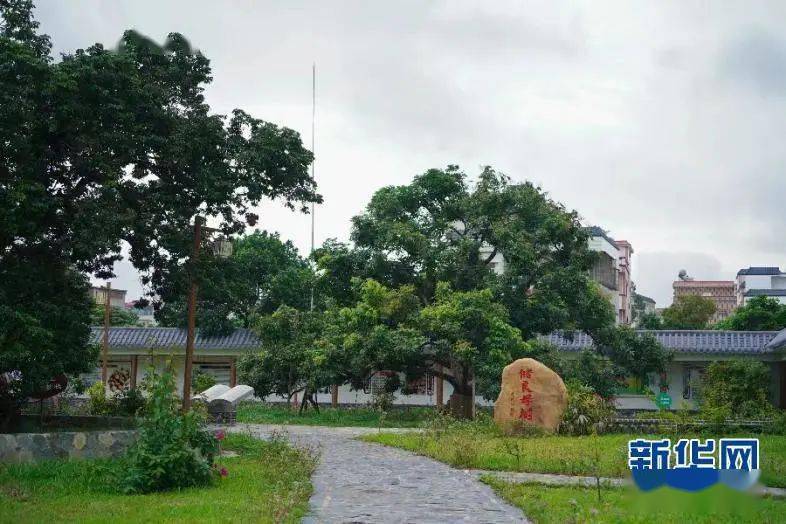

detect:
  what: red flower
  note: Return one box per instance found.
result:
[215,430,225,441]
[220,467,228,477]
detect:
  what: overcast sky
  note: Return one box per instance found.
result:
[36,0,786,306]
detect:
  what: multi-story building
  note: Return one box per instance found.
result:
[672,278,736,322]
[586,226,634,325]
[89,286,127,308]
[736,267,786,305]
[615,240,634,325]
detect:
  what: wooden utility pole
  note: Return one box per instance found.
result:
[182,216,202,411]
[435,365,444,408]
[101,282,111,384]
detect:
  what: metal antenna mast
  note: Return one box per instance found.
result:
[309,63,316,312]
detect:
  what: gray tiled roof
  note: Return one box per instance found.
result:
[89,327,260,351]
[737,267,782,276]
[540,330,783,355]
[744,289,786,297]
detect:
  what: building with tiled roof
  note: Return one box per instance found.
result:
[87,327,260,392]
[541,329,786,410]
[89,326,786,411]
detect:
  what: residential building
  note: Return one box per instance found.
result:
[586,227,634,324]
[736,266,786,305]
[89,286,127,308]
[125,300,156,327]
[672,278,736,322]
[632,292,656,325]
[615,240,634,325]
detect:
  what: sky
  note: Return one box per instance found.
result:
[35,0,786,306]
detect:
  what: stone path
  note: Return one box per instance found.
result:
[231,424,527,523]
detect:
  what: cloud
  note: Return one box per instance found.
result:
[29,0,786,305]
[721,31,786,95]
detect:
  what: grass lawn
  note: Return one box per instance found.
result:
[237,401,432,428]
[483,478,786,524]
[363,431,786,488]
[0,433,316,523]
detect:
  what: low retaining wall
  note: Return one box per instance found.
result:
[0,430,138,463]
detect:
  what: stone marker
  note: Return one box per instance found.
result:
[493,358,567,433]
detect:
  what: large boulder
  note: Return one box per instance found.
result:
[493,358,567,433]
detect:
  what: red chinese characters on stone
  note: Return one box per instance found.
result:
[518,368,534,421]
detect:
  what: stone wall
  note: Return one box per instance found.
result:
[0,430,137,463]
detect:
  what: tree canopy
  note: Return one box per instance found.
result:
[660,295,716,329]
[0,1,319,416]
[156,231,315,334]
[714,296,786,331]
[348,166,616,342]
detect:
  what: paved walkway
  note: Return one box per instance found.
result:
[231,424,526,523]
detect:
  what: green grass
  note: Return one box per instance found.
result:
[0,433,316,523]
[363,430,786,488]
[237,402,433,428]
[483,478,786,524]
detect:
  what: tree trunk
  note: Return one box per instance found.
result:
[446,366,475,419]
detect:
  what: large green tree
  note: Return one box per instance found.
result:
[715,296,786,331]
[156,231,315,334]
[0,1,320,417]
[349,166,616,340]
[661,295,716,329]
[314,279,530,418]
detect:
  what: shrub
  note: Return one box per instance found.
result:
[113,388,147,417]
[122,366,218,493]
[87,381,110,415]
[560,381,615,436]
[192,370,217,394]
[698,360,774,419]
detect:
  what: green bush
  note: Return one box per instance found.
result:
[560,381,615,436]
[113,387,147,417]
[122,366,218,493]
[192,370,217,394]
[698,360,774,419]
[87,381,110,415]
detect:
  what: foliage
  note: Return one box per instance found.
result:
[86,381,146,416]
[602,327,671,388]
[156,231,315,335]
[348,166,615,342]
[714,295,786,331]
[660,295,716,329]
[122,366,218,493]
[239,306,332,403]
[637,312,664,329]
[192,370,216,394]
[560,381,615,436]
[113,387,147,417]
[89,303,141,326]
[0,256,97,419]
[1,0,319,418]
[0,433,317,523]
[698,360,774,419]
[86,381,110,416]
